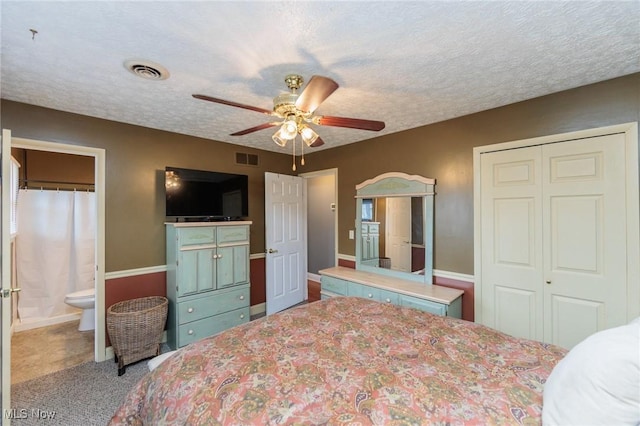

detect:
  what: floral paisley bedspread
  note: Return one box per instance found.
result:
[110,296,566,425]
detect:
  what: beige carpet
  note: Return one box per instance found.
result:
[11,357,150,425]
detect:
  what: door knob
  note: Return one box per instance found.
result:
[546,280,551,285]
[268,248,278,254]
[1,288,21,298]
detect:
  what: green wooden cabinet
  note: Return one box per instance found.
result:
[166,222,251,349]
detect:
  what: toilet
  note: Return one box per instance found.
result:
[64,288,95,331]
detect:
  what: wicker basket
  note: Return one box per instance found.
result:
[107,296,168,376]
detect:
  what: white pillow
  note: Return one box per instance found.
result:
[147,350,178,371]
[543,318,640,425]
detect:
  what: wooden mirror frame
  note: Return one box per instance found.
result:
[355,172,435,284]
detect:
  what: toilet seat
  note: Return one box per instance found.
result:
[65,288,94,301]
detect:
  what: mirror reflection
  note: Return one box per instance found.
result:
[360,197,424,274]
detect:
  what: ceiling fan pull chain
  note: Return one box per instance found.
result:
[292,136,297,171]
[301,139,306,166]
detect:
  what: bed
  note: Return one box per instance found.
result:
[109,296,567,425]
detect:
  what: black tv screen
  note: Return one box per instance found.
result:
[165,167,249,219]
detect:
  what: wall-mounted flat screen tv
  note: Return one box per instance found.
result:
[165,166,249,220]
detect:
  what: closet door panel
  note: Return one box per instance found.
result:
[494,286,536,339]
[543,134,627,347]
[550,295,605,350]
[480,146,543,341]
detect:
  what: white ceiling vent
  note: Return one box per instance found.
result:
[124,60,169,80]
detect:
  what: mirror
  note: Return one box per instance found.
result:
[361,197,425,273]
[355,173,435,284]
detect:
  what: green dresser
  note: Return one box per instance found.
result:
[166,222,251,349]
[320,266,463,319]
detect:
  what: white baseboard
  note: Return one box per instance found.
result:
[13,312,82,333]
[250,302,266,317]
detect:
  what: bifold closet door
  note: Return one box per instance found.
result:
[480,133,628,349]
[542,134,627,349]
[480,146,544,343]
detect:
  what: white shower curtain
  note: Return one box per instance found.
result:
[16,189,96,320]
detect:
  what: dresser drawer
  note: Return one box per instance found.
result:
[400,294,446,316]
[217,226,249,244]
[377,288,400,304]
[178,227,215,246]
[321,276,349,296]
[178,286,249,325]
[365,223,379,234]
[178,307,249,347]
[349,283,399,304]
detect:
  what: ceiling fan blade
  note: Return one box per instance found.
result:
[295,76,339,113]
[192,94,274,115]
[314,115,385,131]
[230,122,280,136]
[309,136,325,148]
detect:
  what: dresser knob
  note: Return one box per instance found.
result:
[188,330,194,335]
[239,295,245,300]
[187,307,194,313]
[367,293,373,298]
[385,298,391,303]
[240,314,245,319]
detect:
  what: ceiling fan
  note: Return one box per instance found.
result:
[192,74,385,169]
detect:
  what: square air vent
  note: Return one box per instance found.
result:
[236,152,259,166]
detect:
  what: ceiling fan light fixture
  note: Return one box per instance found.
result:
[300,125,319,146]
[272,128,289,147]
[280,118,298,140]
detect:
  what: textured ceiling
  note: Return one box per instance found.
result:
[1,1,639,153]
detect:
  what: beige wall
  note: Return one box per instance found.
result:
[1,101,294,271]
[2,72,639,275]
[304,73,640,274]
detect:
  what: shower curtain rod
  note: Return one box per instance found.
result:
[20,178,95,191]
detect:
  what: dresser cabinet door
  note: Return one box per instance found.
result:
[178,249,215,297]
[216,244,249,289]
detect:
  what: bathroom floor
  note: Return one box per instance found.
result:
[11,320,94,385]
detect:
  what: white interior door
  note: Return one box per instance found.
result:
[480,133,630,349]
[265,172,306,315]
[386,197,411,272]
[1,129,13,422]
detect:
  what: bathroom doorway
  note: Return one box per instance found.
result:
[10,137,106,376]
[13,149,95,330]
